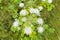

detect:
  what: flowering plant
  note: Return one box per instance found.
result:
[10,0,55,40]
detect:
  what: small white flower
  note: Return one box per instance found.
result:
[13,19,19,27]
[37,27,44,33]
[30,8,35,13]
[38,6,43,11]
[48,0,52,3]
[34,9,40,16]
[37,18,44,25]
[19,3,24,8]
[24,27,32,35]
[29,8,40,16]
[22,17,27,22]
[20,10,28,16]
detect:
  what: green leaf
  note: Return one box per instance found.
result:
[47,4,54,11]
[0,0,1,3]
[13,0,21,4]
[23,22,30,27]
[43,24,49,29]
[18,17,23,25]
[12,10,18,18]
[48,28,55,33]
[11,26,17,32]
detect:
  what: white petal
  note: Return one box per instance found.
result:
[34,9,39,13]
[29,8,40,16]
[13,20,19,27]
[30,8,35,13]
[20,10,28,16]
[34,9,40,16]
[37,18,44,25]
[37,27,44,33]
[24,27,32,35]
[19,3,24,8]
[38,6,43,11]
[48,0,52,3]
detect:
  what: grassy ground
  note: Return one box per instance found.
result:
[0,0,60,40]
[50,0,60,40]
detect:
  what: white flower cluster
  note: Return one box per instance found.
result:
[37,27,44,33]
[30,8,40,16]
[37,18,44,25]
[24,27,32,35]
[11,0,54,35]
[37,18,44,33]
[38,6,43,11]
[13,19,19,27]
[19,6,43,17]
[13,19,20,31]
[19,9,28,16]
[19,2,44,35]
[29,6,44,33]
[19,3,24,8]
[48,0,52,3]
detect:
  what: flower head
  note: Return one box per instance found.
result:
[13,19,19,27]
[30,8,35,13]
[37,18,44,25]
[20,10,28,16]
[37,27,44,33]
[24,27,32,35]
[48,0,52,3]
[38,6,43,11]
[30,8,40,16]
[34,9,40,16]
[19,3,24,8]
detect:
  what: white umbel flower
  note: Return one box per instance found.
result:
[30,8,35,13]
[24,27,32,35]
[37,18,44,25]
[13,19,19,27]
[19,3,24,8]
[29,8,40,16]
[38,6,43,11]
[37,27,44,33]
[20,10,28,16]
[48,0,52,3]
[22,17,27,22]
[34,9,40,16]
